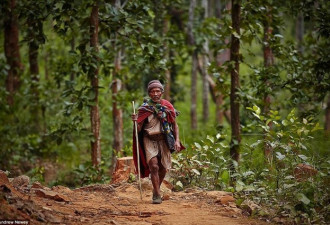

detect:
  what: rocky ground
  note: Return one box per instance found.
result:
[0,170,273,225]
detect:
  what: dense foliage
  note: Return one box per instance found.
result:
[0,0,329,224]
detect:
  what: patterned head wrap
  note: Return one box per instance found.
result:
[147,80,164,92]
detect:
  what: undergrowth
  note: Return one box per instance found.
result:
[171,106,329,224]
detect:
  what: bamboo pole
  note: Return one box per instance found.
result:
[132,101,143,200]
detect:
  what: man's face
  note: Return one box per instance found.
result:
[148,87,163,103]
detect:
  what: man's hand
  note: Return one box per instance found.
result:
[174,140,181,152]
[131,113,138,122]
[156,111,164,119]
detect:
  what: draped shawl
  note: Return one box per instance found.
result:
[132,99,185,178]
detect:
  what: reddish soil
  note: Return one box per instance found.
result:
[0,172,272,225]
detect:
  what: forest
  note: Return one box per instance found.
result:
[0,0,329,224]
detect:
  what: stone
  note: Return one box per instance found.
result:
[0,170,10,185]
[162,180,174,191]
[141,178,153,191]
[42,206,53,211]
[12,175,30,188]
[46,214,62,223]
[109,219,120,225]
[182,203,192,208]
[75,184,114,193]
[294,163,318,181]
[34,189,69,202]
[240,199,261,215]
[206,190,233,198]
[160,183,172,194]
[31,182,44,189]
[52,185,73,193]
[223,206,242,214]
[214,195,235,205]
[162,194,170,201]
[273,217,286,223]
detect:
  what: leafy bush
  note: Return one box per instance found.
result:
[172,131,232,190]
[171,106,329,224]
[54,161,110,188]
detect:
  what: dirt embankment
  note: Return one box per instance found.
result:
[0,171,272,225]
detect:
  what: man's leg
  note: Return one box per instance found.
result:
[149,157,161,197]
[158,162,167,189]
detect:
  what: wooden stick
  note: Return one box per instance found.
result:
[132,101,143,200]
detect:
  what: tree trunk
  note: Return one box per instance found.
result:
[44,52,49,80]
[70,37,76,81]
[29,40,40,130]
[263,8,274,161]
[112,49,123,155]
[4,0,22,105]
[111,0,124,172]
[163,16,171,101]
[29,42,39,93]
[202,0,210,123]
[90,2,101,167]
[296,12,304,54]
[215,0,221,19]
[214,2,231,125]
[188,0,198,130]
[325,95,330,134]
[230,0,241,164]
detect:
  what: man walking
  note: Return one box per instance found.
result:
[132,80,185,204]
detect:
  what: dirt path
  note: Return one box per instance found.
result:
[0,172,271,225]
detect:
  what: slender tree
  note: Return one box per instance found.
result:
[163,15,171,101]
[28,39,40,130]
[70,38,76,81]
[24,0,47,130]
[201,0,210,123]
[263,6,274,160]
[112,0,124,160]
[90,1,101,167]
[296,12,304,54]
[326,95,330,134]
[230,0,241,164]
[4,0,22,105]
[215,1,231,125]
[188,0,198,130]
[112,49,123,156]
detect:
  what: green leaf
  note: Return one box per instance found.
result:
[274,34,283,38]
[175,181,183,189]
[284,184,296,189]
[252,112,260,119]
[296,193,310,205]
[235,180,245,192]
[298,154,308,161]
[303,118,308,124]
[242,171,255,177]
[282,120,289,126]
[147,9,155,19]
[276,152,285,160]
[194,142,201,150]
[192,169,200,175]
[232,31,240,39]
[252,105,261,115]
[221,170,230,184]
[207,135,214,144]
[311,123,321,132]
